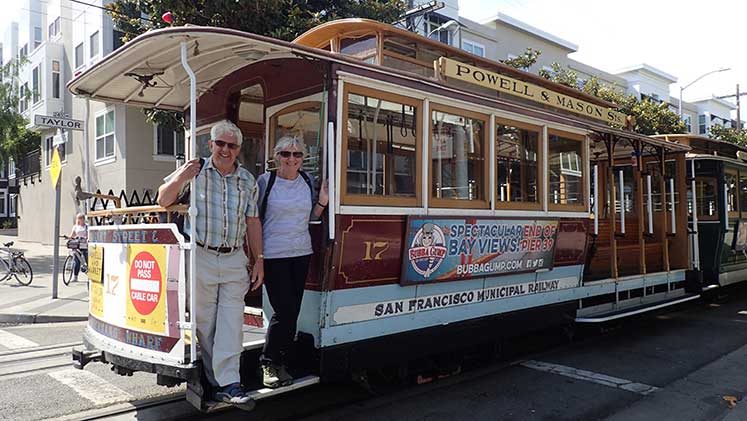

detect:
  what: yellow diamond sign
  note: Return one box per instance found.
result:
[50,147,61,188]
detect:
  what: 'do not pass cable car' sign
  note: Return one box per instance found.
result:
[129,251,162,315]
[126,244,167,333]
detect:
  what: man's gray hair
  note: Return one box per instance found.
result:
[274,135,307,157]
[211,120,243,146]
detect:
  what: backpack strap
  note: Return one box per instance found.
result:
[259,170,277,221]
[298,170,314,202]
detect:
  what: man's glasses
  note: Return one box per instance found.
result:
[213,140,240,150]
[279,151,304,158]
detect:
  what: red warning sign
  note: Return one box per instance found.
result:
[129,251,162,315]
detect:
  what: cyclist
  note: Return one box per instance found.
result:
[69,213,88,282]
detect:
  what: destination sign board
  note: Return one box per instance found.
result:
[437,57,627,126]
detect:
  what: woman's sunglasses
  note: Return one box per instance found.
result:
[213,140,240,150]
[279,151,304,158]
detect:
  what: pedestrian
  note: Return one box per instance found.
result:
[69,213,88,282]
[157,119,264,406]
[257,135,328,388]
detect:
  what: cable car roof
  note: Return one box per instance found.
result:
[67,25,689,152]
[67,26,319,111]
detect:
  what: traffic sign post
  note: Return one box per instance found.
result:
[51,144,62,299]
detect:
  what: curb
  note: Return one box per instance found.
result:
[0,313,88,324]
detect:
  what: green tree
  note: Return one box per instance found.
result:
[500,47,541,70]
[538,62,579,89]
[108,0,406,42]
[709,124,747,146]
[107,0,406,128]
[0,59,39,164]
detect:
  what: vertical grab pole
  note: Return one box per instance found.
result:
[646,174,653,234]
[619,169,625,235]
[327,121,335,240]
[690,160,699,269]
[181,41,197,363]
[593,164,599,235]
[724,183,731,231]
[669,178,676,235]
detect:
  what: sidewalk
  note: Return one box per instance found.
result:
[0,234,88,323]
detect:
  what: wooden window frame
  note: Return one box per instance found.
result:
[429,103,490,209]
[547,129,586,212]
[494,118,543,210]
[341,84,423,207]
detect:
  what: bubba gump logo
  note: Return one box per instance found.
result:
[408,223,448,278]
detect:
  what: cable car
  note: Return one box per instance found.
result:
[69,19,696,412]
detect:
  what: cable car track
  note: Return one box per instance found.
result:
[0,341,83,379]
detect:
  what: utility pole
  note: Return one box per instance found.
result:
[717,84,745,131]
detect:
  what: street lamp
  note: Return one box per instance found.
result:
[679,67,731,118]
[427,19,459,41]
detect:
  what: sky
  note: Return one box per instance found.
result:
[2,1,743,109]
[458,0,746,107]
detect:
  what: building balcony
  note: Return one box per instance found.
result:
[15,149,42,185]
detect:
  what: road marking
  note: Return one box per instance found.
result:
[49,368,133,406]
[520,360,659,395]
[0,329,38,349]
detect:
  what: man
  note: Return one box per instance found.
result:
[158,119,264,406]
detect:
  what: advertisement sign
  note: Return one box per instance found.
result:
[88,245,104,319]
[402,217,559,284]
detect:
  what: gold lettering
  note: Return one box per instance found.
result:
[363,241,390,261]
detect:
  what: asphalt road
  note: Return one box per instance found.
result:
[2,288,747,420]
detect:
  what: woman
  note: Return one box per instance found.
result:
[257,135,328,388]
[69,213,88,282]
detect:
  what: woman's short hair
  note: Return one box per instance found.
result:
[210,120,243,146]
[274,135,307,157]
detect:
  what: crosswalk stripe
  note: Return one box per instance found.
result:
[0,329,39,349]
[520,360,659,395]
[49,368,133,406]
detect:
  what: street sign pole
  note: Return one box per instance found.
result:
[52,160,61,299]
[50,129,64,299]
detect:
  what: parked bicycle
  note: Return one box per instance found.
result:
[0,241,33,286]
[62,236,87,285]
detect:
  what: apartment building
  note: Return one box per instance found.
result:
[409,1,735,135]
[11,0,182,243]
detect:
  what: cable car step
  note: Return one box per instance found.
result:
[575,294,700,323]
[202,375,320,413]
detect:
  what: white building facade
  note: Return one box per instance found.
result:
[12,0,181,243]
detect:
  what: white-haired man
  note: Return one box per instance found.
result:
[158,119,264,406]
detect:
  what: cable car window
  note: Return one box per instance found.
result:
[548,131,585,211]
[740,171,747,216]
[430,105,488,208]
[726,169,739,217]
[340,34,378,64]
[495,121,541,209]
[270,102,323,180]
[342,86,421,206]
[693,177,718,220]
